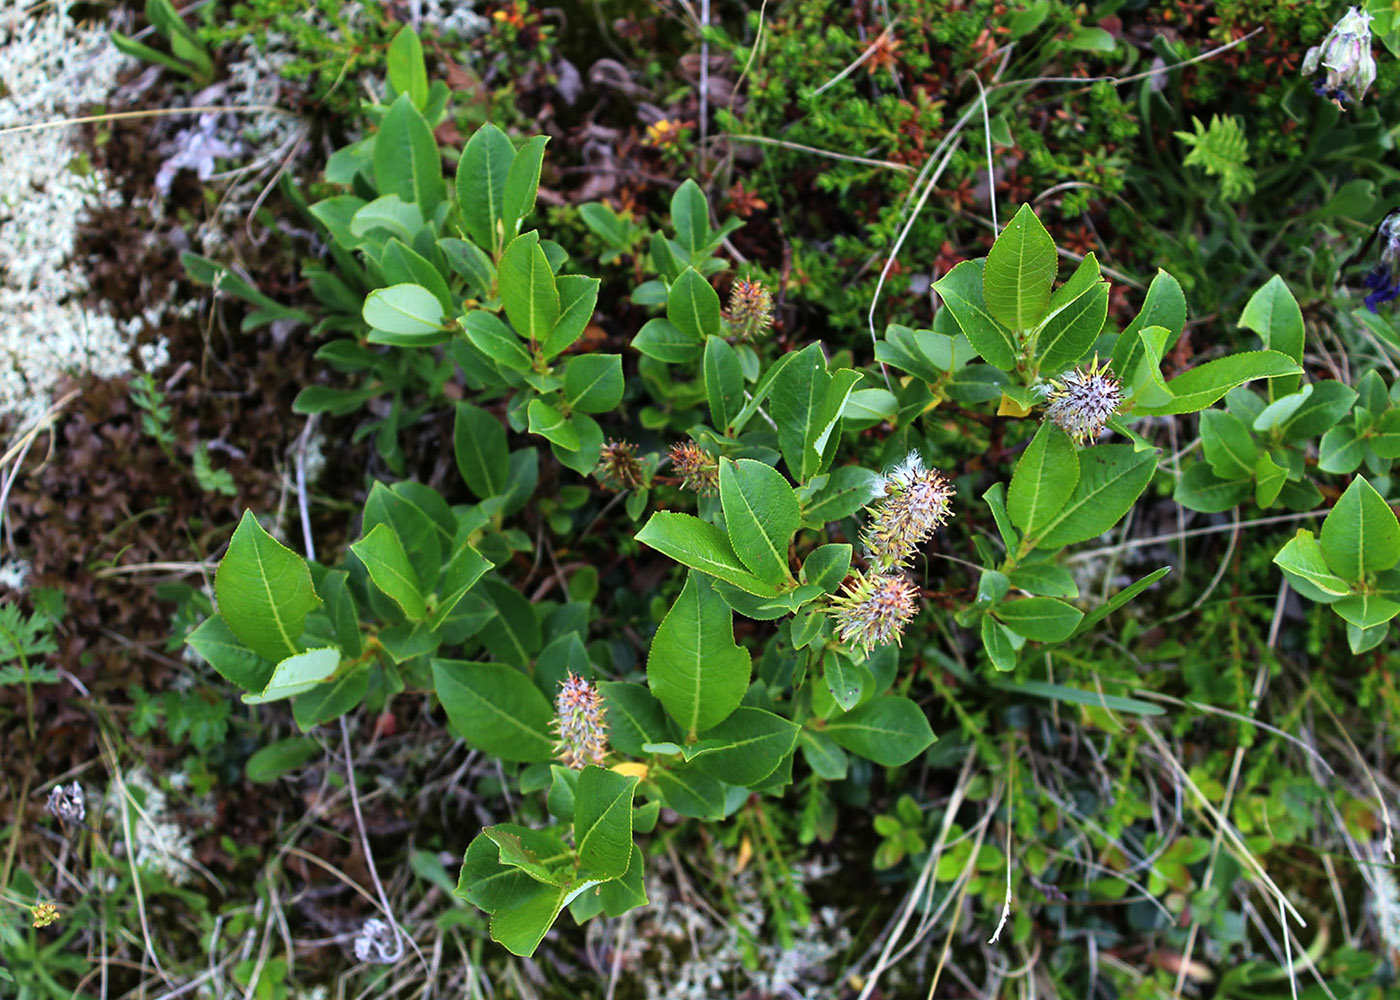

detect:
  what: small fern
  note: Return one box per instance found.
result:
[1174,114,1255,202]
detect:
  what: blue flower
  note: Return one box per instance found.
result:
[1363,216,1400,312]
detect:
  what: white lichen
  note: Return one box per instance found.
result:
[0,0,169,424]
[103,767,196,885]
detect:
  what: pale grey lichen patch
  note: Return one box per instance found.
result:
[0,0,169,424]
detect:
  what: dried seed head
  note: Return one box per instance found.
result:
[554,672,609,770]
[596,439,645,491]
[669,441,720,496]
[46,781,85,825]
[827,571,920,654]
[861,451,955,570]
[726,278,774,340]
[1042,356,1122,446]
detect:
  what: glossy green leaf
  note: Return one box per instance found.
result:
[433,659,555,761]
[633,317,701,363]
[635,512,783,596]
[242,647,339,704]
[983,204,1057,331]
[1318,425,1366,474]
[458,124,515,255]
[1030,445,1158,549]
[1238,274,1303,394]
[823,651,866,712]
[667,267,721,342]
[1319,476,1400,581]
[478,578,542,668]
[1111,269,1187,383]
[692,708,800,786]
[1008,421,1079,536]
[1035,253,1107,372]
[463,311,532,370]
[563,354,623,413]
[186,614,272,692]
[543,274,600,358]
[992,597,1083,642]
[528,399,578,449]
[704,335,745,432]
[598,681,669,755]
[718,459,799,585]
[981,614,1018,671]
[1199,409,1258,480]
[801,543,853,592]
[503,136,549,237]
[245,736,322,783]
[670,179,711,253]
[821,696,935,766]
[363,283,445,339]
[454,402,509,499]
[573,766,638,880]
[350,523,427,620]
[215,511,320,662]
[1174,463,1251,513]
[646,573,751,735]
[1134,351,1303,415]
[374,94,445,213]
[386,26,428,107]
[934,260,1018,370]
[499,232,559,344]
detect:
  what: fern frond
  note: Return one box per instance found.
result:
[1173,114,1255,202]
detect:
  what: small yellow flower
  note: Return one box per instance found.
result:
[32,902,59,928]
[645,119,682,147]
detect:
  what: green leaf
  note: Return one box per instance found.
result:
[651,762,726,819]
[632,318,701,363]
[1318,425,1366,474]
[528,399,578,449]
[801,544,852,592]
[563,354,623,413]
[876,325,975,382]
[842,388,898,429]
[670,179,711,253]
[981,614,1019,671]
[1174,463,1251,513]
[1111,270,1187,382]
[463,312,533,371]
[457,832,576,956]
[362,480,453,593]
[215,511,320,662]
[1239,274,1304,394]
[992,597,1083,642]
[598,682,668,755]
[1276,381,1358,443]
[1199,409,1258,480]
[821,696,935,767]
[667,268,721,342]
[718,459,800,586]
[982,481,1019,552]
[478,578,542,668]
[386,26,428,108]
[770,344,859,482]
[363,283,446,341]
[292,669,369,730]
[646,573,752,735]
[245,737,322,783]
[454,402,509,499]
[573,766,638,880]
[503,136,549,237]
[1133,351,1303,415]
[692,708,801,786]
[374,94,445,213]
[499,232,559,344]
[934,260,1018,370]
[1073,566,1170,636]
[186,614,272,692]
[543,275,600,358]
[635,512,783,596]
[459,124,516,255]
[350,523,427,621]
[801,465,881,527]
[1333,592,1400,629]
[552,412,604,474]
[983,203,1057,331]
[433,659,555,761]
[1008,421,1079,536]
[704,336,745,432]
[1319,476,1400,581]
[380,238,451,312]
[1007,563,1078,598]
[1035,253,1108,372]
[1029,445,1158,549]
[799,730,849,780]
[597,845,648,916]
[431,543,494,629]
[242,647,340,704]
[823,652,866,712]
